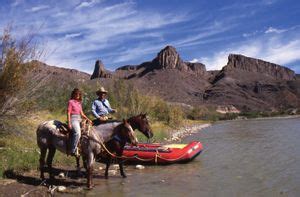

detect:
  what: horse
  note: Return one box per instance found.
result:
[102,128,136,179]
[36,114,153,187]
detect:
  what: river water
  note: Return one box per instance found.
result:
[86,117,300,197]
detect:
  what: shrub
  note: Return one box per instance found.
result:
[0,25,42,115]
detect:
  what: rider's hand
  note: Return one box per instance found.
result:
[68,124,72,130]
[112,109,117,113]
[99,116,107,121]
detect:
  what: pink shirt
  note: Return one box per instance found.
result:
[68,99,82,115]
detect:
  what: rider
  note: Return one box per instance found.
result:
[67,88,92,156]
[91,87,117,125]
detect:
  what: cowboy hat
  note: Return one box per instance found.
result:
[96,87,108,95]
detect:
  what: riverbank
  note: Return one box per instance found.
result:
[166,122,211,142]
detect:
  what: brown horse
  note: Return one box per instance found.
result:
[80,119,138,188]
[36,114,152,187]
[102,127,137,179]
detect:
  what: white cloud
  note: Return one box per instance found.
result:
[189,58,200,63]
[262,0,278,5]
[31,1,188,72]
[75,0,101,10]
[265,27,287,34]
[64,33,82,39]
[175,21,235,48]
[26,5,50,12]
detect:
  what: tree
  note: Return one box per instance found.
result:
[0,25,42,115]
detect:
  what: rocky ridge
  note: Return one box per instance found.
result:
[68,46,300,112]
[225,54,295,80]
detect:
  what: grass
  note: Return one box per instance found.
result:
[0,112,75,178]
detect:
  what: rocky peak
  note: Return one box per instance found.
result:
[90,60,112,79]
[152,45,188,70]
[225,54,295,80]
[115,45,207,78]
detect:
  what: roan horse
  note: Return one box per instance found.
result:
[36,114,153,188]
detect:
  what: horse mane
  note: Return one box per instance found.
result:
[128,114,141,129]
[112,122,124,137]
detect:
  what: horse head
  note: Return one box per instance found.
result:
[128,114,153,139]
[117,119,138,146]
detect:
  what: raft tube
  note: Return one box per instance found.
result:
[122,141,203,164]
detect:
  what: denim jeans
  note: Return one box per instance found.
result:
[70,115,81,154]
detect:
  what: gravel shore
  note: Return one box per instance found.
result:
[166,123,211,142]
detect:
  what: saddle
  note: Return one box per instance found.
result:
[58,123,70,135]
[57,122,75,156]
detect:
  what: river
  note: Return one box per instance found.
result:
[86,117,300,197]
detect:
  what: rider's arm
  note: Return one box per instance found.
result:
[105,100,115,113]
[91,100,100,118]
[80,110,92,124]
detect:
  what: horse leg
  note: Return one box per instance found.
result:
[75,156,81,177]
[86,152,95,189]
[118,157,126,178]
[39,147,47,180]
[46,147,56,181]
[104,157,111,179]
[117,144,126,178]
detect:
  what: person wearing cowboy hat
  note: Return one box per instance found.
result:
[91,87,117,124]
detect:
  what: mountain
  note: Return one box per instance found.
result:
[204,54,299,111]
[57,46,300,112]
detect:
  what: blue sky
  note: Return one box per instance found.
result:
[1,0,300,74]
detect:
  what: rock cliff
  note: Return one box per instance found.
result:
[225,54,295,80]
[90,60,112,79]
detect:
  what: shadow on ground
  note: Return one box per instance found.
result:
[3,167,86,187]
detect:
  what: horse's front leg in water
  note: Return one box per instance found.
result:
[105,157,111,179]
[118,158,126,178]
[86,152,95,189]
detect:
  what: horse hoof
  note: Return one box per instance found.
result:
[87,184,94,190]
[105,176,109,179]
[122,175,127,178]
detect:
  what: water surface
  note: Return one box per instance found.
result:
[86,117,300,197]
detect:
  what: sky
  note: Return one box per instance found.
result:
[1,0,300,74]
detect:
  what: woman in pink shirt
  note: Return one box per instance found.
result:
[68,88,92,156]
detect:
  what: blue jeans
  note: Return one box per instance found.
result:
[70,115,81,154]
